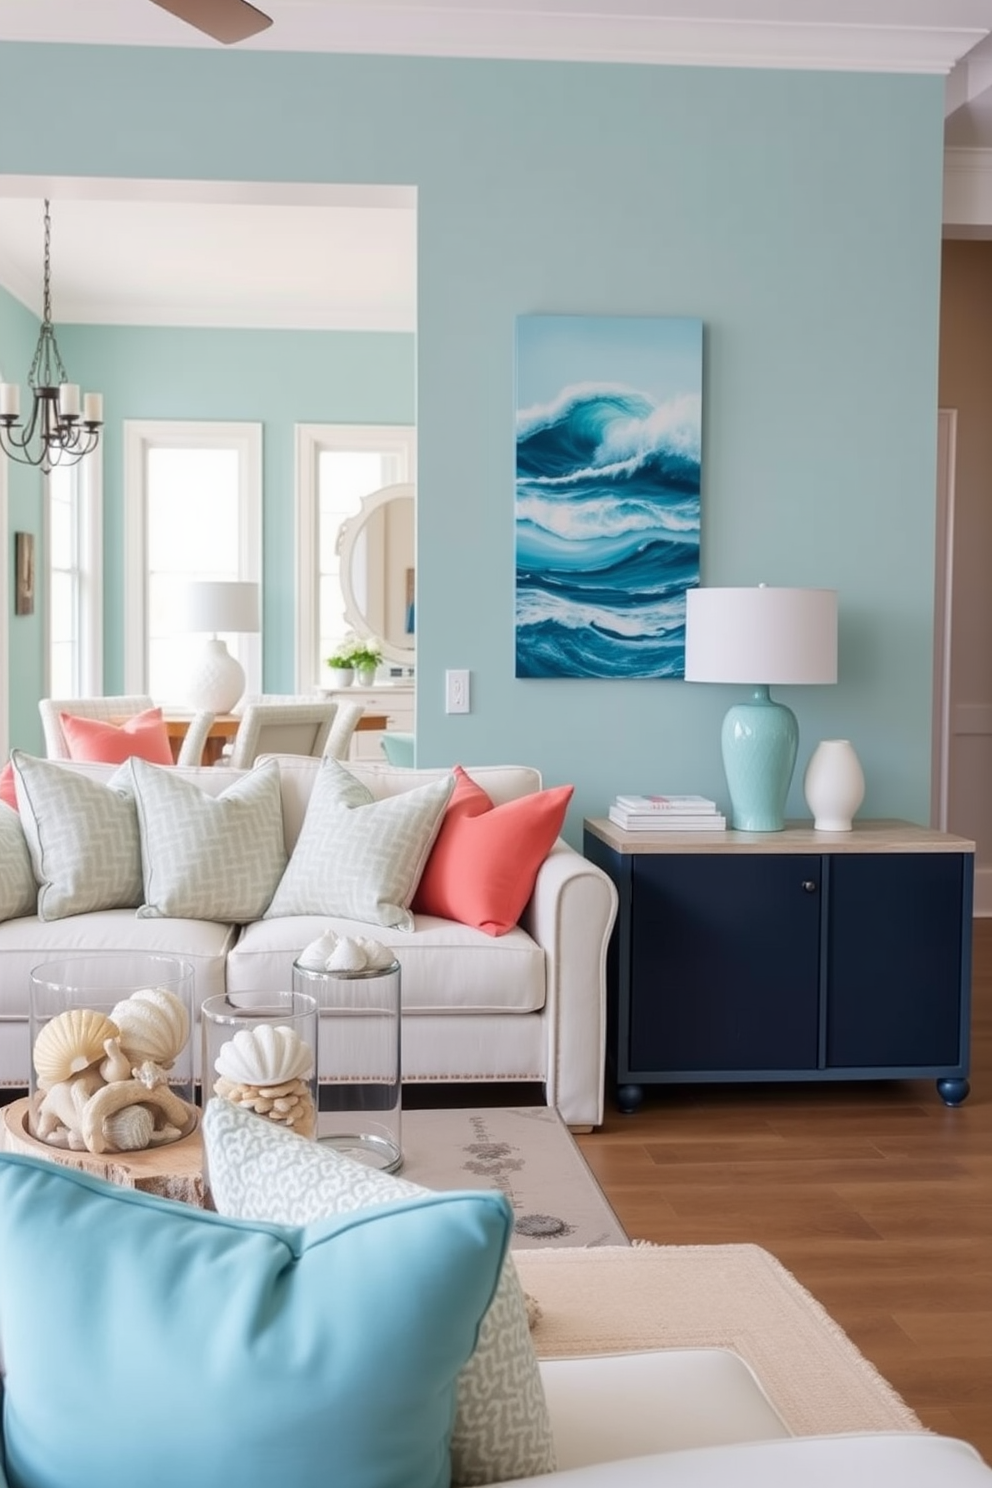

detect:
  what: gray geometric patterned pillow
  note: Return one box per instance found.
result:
[202,1099,557,1487]
[0,803,38,922]
[11,752,142,921]
[127,756,287,923]
[265,758,454,931]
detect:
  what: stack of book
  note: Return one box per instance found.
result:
[608,793,727,831]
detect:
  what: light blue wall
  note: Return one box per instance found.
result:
[0,284,47,753]
[0,44,946,841]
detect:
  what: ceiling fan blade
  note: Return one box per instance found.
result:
[150,0,273,44]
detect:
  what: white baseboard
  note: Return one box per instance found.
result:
[974,866,992,917]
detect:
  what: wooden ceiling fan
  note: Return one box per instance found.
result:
[150,0,273,44]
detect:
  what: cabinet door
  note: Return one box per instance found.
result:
[628,854,821,1074]
[825,853,965,1068]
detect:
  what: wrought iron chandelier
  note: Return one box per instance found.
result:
[0,199,103,475]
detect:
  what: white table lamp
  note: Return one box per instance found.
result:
[180,580,260,714]
[684,585,837,831]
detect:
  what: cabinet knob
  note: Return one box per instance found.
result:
[801,879,817,893]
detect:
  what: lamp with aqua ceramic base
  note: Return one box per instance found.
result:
[684,585,838,832]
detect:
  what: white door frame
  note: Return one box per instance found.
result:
[931,407,956,831]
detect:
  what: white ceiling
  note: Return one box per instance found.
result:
[0,1,989,333]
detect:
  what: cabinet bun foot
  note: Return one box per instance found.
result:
[936,1077,970,1106]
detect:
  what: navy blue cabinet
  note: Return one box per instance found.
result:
[583,820,974,1113]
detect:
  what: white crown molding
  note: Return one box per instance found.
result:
[0,2,985,75]
[943,145,992,230]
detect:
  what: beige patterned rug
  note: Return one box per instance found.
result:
[514,1243,924,1438]
[398,1105,629,1249]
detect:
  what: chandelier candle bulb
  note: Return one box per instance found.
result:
[83,392,103,423]
[58,383,80,418]
[0,383,20,417]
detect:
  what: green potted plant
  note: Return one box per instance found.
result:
[347,639,382,687]
[324,646,357,689]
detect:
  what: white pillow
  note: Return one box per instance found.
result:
[265,757,454,931]
[0,803,37,922]
[127,757,287,922]
[202,1098,556,1487]
[11,752,141,920]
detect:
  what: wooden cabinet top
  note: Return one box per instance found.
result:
[584,817,976,856]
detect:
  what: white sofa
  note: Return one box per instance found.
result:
[498,1348,992,1487]
[0,756,618,1129]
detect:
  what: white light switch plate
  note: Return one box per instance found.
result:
[445,669,470,713]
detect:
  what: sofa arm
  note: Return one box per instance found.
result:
[519,840,618,1130]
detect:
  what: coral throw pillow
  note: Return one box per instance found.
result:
[413,765,573,935]
[0,760,16,811]
[60,707,174,766]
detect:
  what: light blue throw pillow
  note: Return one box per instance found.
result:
[0,1153,511,1488]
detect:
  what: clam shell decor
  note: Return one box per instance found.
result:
[102,1102,156,1152]
[298,929,396,974]
[214,1024,314,1086]
[355,937,397,971]
[33,1009,120,1090]
[110,987,190,1068]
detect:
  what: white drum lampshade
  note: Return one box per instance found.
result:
[181,581,260,714]
[684,586,838,832]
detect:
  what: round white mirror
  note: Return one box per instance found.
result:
[337,481,415,667]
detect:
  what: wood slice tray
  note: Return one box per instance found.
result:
[1,1096,204,1207]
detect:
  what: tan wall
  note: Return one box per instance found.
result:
[938,242,992,886]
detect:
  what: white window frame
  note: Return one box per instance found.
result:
[123,420,262,698]
[294,423,416,692]
[45,446,104,698]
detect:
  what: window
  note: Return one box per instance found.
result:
[46,449,103,698]
[295,424,415,690]
[123,422,262,705]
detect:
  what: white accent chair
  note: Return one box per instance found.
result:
[38,695,155,759]
[226,700,340,769]
[174,709,219,767]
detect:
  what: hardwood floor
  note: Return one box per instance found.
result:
[576,916,992,1465]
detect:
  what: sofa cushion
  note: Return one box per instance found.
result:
[203,1099,557,1487]
[229,913,547,1013]
[0,804,36,922]
[0,760,17,810]
[265,758,454,931]
[59,705,175,765]
[414,765,573,935]
[11,751,142,920]
[265,757,544,857]
[127,756,287,923]
[0,1151,511,1488]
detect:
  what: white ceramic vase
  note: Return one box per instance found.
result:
[803,739,865,832]
[326,667,354,689]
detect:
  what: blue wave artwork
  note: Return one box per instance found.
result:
[515,314,702,679]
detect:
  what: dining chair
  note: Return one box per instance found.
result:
[38,695,156,759]
[174,709,218,767]
[226,700,340,770]
[322,701,366,760]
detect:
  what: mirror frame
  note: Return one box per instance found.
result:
[337,481,416,667]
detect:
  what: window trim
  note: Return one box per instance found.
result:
[294,422,416,692]
[123,420,262,698]
[46,447,104,698]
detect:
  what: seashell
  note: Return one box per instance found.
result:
[111,987,189,1068]
[356,937,397,971]
[103,1102,156,1152]
[214,1024,313,1086]
[326,936,368,972]
[297,930,339,971]
[33,1009,120,1090]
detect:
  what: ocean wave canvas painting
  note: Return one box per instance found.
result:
[515,314,702,678]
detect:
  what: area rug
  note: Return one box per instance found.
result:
[514,1243,924,1438]
[398,1105,629,1249]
